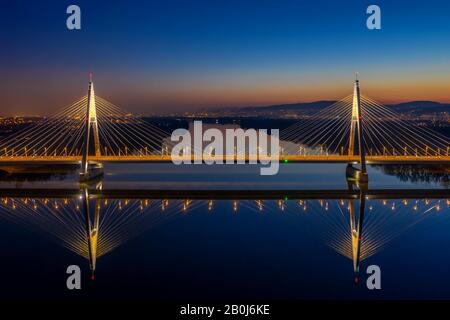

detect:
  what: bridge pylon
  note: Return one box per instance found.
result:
[347,76,368,183]
[80,76,103,182]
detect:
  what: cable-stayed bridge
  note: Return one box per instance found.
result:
[0,77,449,182]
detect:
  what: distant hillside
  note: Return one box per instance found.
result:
[213,101,337,117]
[221,100,450,117]
[387,101,450,114]
[241,101,336,112]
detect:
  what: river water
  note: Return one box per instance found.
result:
[0,163,448,299]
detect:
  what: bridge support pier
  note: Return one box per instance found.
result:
[80,162,104,183]
[346,163,368,184]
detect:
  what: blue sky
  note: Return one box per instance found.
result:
[1,0,450,115]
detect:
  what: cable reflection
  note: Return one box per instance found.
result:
[0,189,448,279]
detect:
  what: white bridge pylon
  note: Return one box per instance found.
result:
[348,76,368,181]
[81,76,101,177]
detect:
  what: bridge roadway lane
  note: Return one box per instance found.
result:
[0,155,449,165]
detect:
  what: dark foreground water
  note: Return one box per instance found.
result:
[0,163,449,300]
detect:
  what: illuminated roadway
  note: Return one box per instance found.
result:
[0,155,449,165]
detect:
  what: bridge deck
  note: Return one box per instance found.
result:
[0,155,449,165]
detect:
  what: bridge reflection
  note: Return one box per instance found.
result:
[0,186,448,280]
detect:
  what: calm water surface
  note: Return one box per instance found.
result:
[1,163,448,189]
[0,163,449,299]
